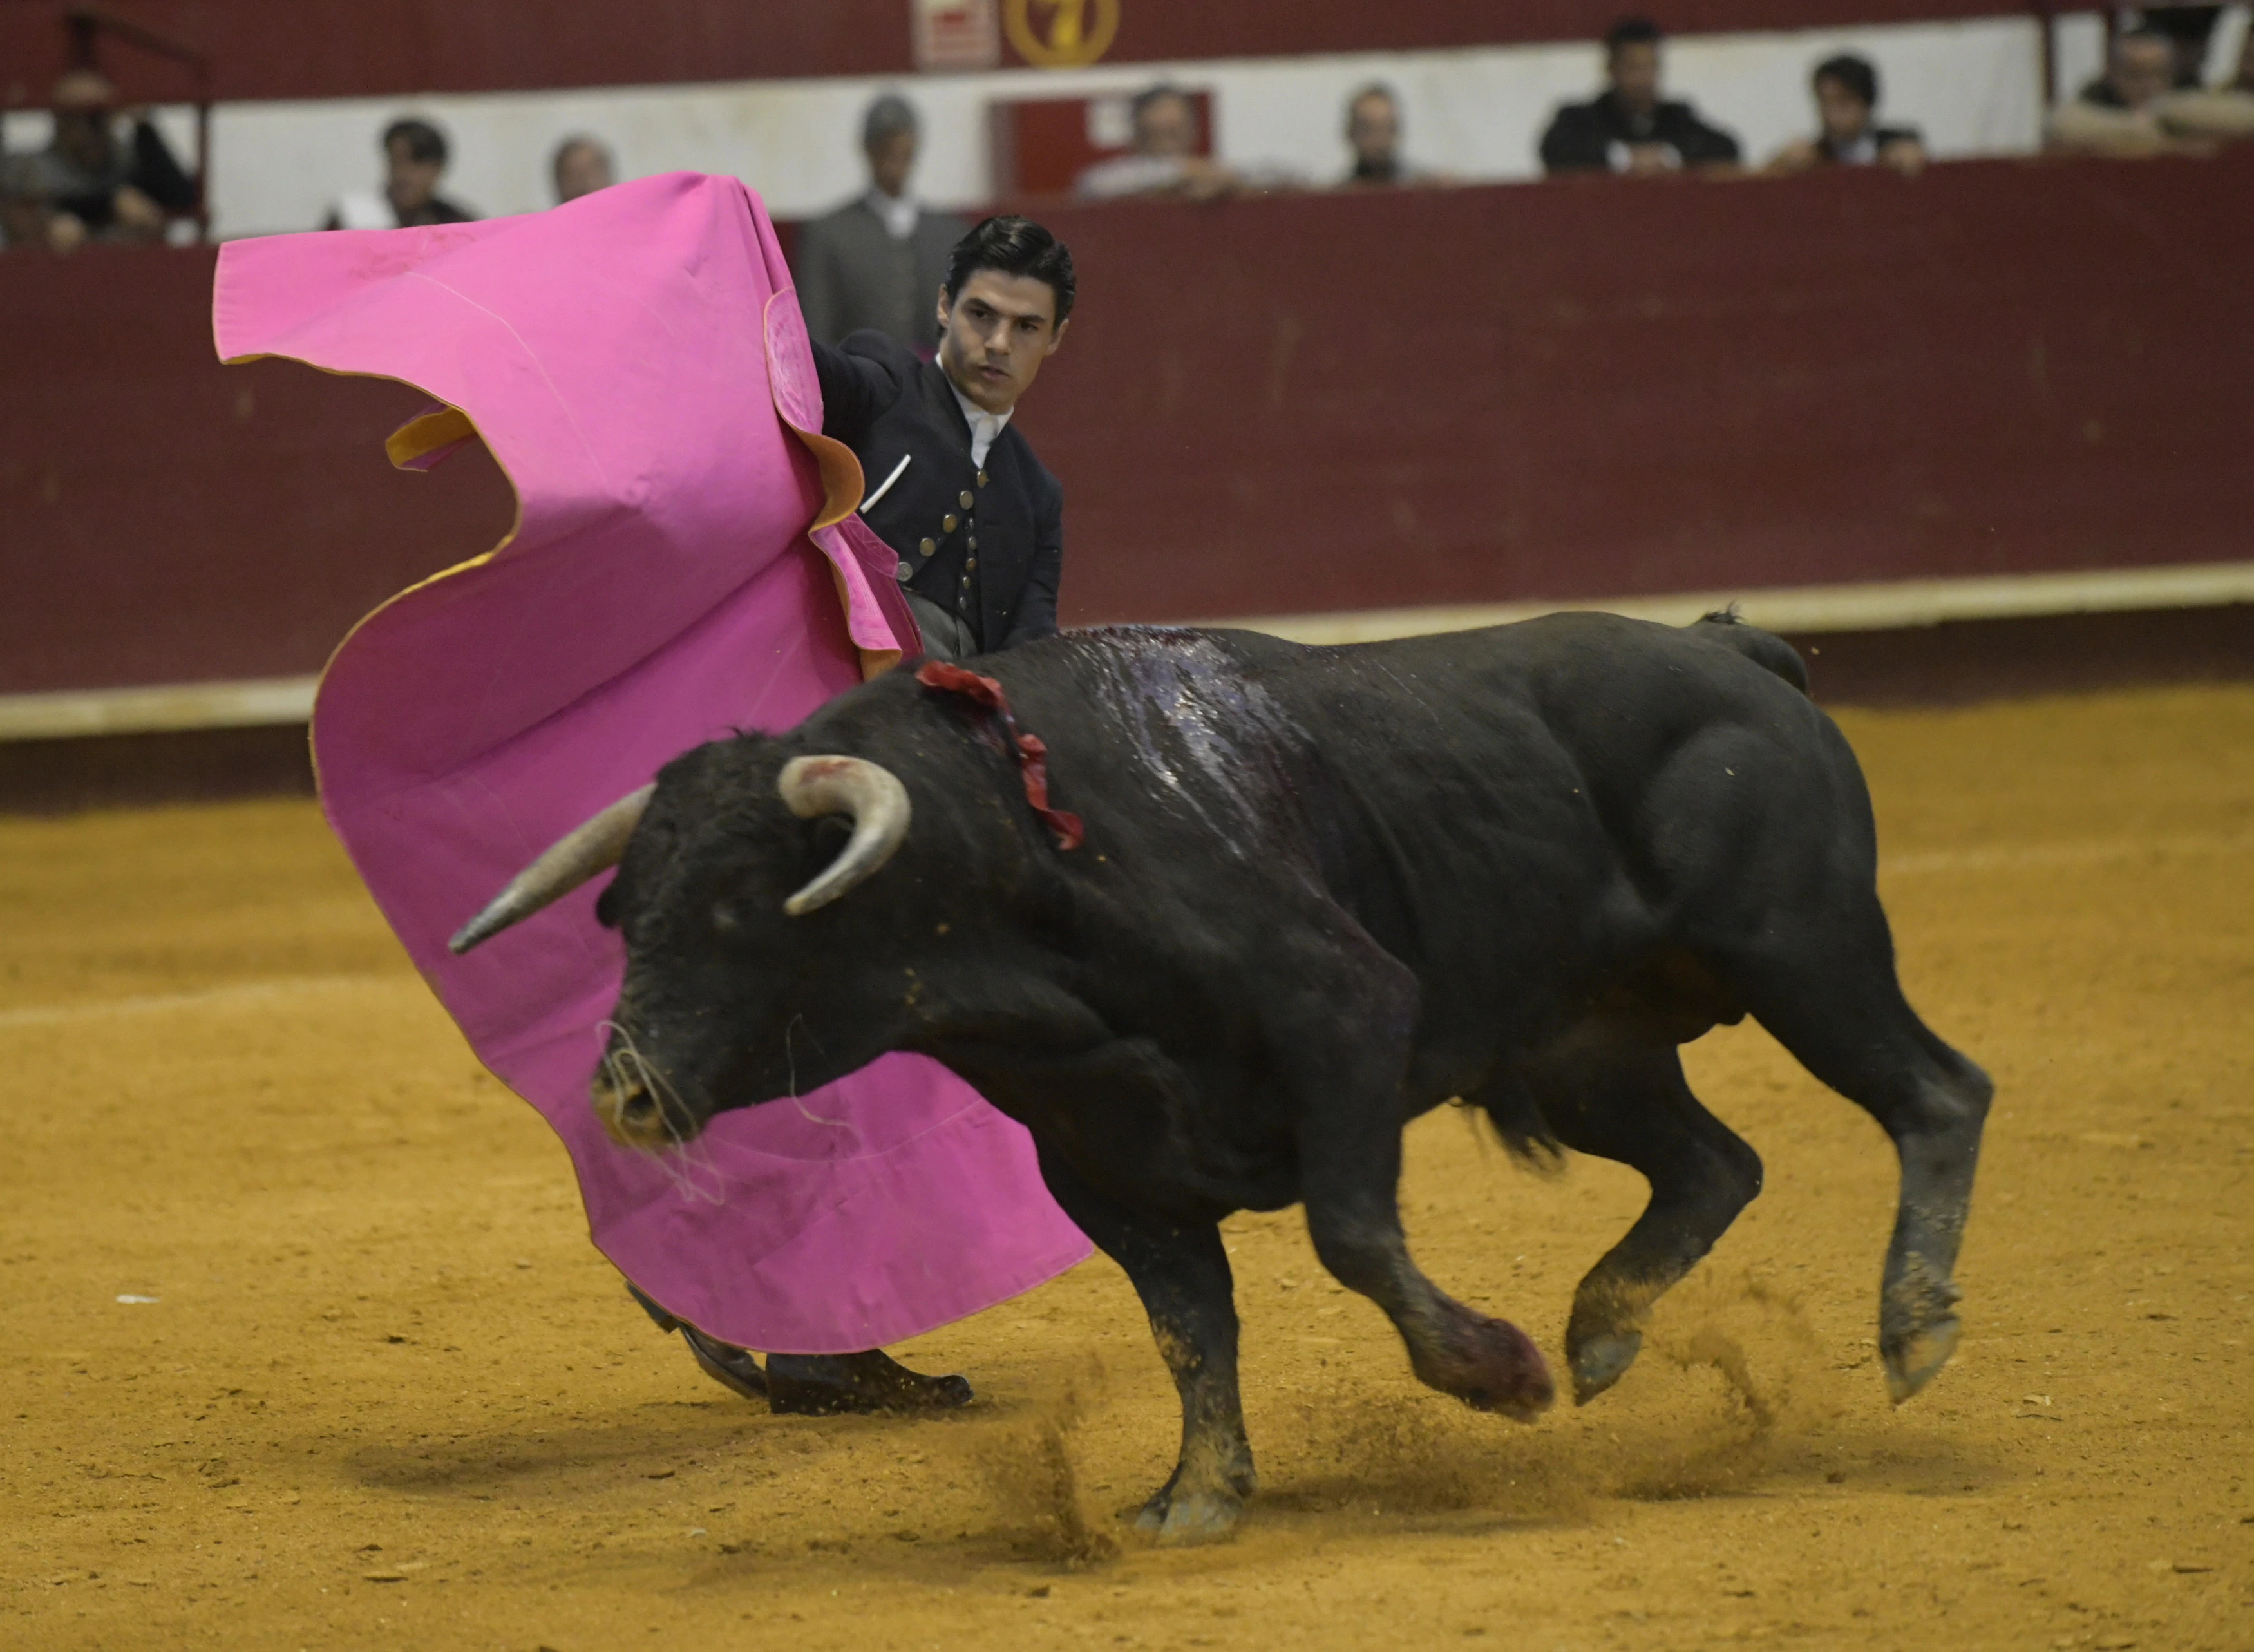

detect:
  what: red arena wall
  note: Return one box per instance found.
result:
[0,0,2029,104]
[1022,153,2254,627]
[2,151,2250,697]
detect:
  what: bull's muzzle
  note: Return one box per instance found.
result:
[590,1054,693,1152]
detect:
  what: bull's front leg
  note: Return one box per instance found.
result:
[1033,1143,1253,1545]
[1285,938,1557,1421]
[1302,1154,1556,1421]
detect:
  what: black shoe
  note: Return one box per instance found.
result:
[629,1283,768,1401]
[628,1284,969,1413]
[766,1350,975,1416]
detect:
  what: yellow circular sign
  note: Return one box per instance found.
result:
[1003,0,1120,68]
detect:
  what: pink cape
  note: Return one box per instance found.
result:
[211,172,1089,1354]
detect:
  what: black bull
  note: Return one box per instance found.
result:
[453,613,1991,1544]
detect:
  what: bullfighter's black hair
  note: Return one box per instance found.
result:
[943,216,1076,327]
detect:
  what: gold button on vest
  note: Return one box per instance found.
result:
[976,470,989,488]
[959,489,975,509]
[942,514,958,533]
[918,537,936,556]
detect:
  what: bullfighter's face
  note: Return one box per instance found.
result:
[935,269,1067,415]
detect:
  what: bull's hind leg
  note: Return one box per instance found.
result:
[1032,1144,1254,1545]
[1489,1032,1765,1405]
[1725,918,1993,1402]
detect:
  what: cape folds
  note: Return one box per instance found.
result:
[211,172,1088,1353]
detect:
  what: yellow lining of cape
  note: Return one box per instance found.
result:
[386,404,478,468]
[779,422,902,680]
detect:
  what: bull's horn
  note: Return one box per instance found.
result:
[779,755,911,916]
[448,784,654,954]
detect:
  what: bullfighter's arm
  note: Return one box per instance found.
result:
[791,220,842,347]
[809,333,904,446]
[999,471,1063,649]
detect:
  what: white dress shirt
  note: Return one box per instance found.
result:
[950,381,1012,470]
[864,187,920,240]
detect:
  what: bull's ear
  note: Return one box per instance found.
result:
[593,878,622,929]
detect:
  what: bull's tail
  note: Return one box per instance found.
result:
[1687,606,1809,695]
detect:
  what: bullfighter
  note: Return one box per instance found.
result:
[634,212,1081,1404]
[212,175,1093,1423]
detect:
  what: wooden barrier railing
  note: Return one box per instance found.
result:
[2,151,2250,707]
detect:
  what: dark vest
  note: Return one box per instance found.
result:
[812,332,1064,655]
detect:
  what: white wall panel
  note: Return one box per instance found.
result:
[1,14,2105,239]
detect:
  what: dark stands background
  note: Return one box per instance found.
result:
[0,0,2022,102]
[4,151,2251,705]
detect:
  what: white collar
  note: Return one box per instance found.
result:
[948,378,1012,468]
[864,188,920,240]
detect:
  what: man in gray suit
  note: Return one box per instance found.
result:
[792,95,969,350]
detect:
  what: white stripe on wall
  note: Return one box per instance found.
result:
[1,12,2107,237]
[7,561,2246,741]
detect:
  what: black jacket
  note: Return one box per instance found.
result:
[1540,92,1741,173]
[812,330,1063,654]
[48,119,198,230]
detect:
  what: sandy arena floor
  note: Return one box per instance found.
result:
[3,683,2250,1651]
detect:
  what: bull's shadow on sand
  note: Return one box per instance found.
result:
[324,1323,2015,1576]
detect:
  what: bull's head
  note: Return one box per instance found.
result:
[448,748,912,1152]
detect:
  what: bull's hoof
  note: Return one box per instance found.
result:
[1569,1329,1643,1406]
[1134,1486,1244,1546]
[1414,1307,1556,1420]
[1880,1262,1965,1403]
[1882,1315,1960,1404]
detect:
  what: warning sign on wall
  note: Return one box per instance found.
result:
[911,0,1001,71]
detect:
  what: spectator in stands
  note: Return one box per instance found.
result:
[551,135,614,204]
[2150,15,2254,140]
[1540,17,1741,176]
[325,118,476,229]
[791,95,969,350]
[1338,83,1444,187]
[2045,26,2236,155]
[1075,84,1242,200]
[1768,54,1927,176]
[2145,5,2224,88]
[1,69,196,252]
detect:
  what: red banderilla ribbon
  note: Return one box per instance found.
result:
[914,661,1086,851]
